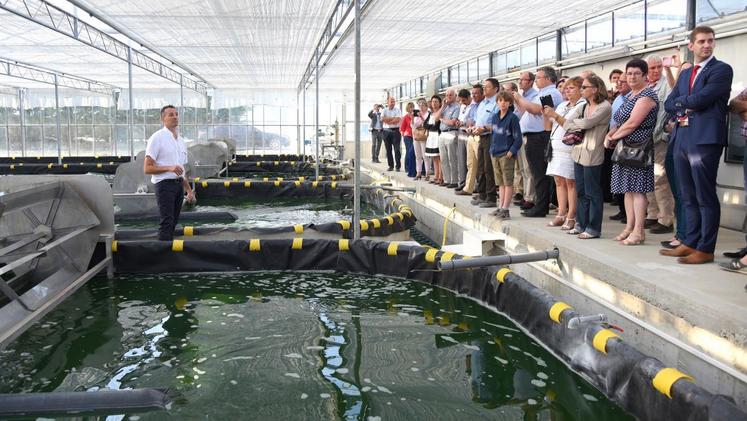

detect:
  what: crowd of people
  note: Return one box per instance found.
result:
[368,25,747,273]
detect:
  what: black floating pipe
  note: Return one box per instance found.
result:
[437,248,560,271]
[0,389,170,418]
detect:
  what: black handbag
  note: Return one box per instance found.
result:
[611,136,654,168]
[561,103,587,146]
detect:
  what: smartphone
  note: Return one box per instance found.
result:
[540,95,554,109]
[662,56,673,67]
[413,109,420,117]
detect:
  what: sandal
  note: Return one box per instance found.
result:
[567,228,581,235]
[414,175,421,180]
[621,234,645,246]
[614,230,632,241]
[547,215,566,227]
[560,218,576,231]
[577,232,599,240]
[720,258,747,275]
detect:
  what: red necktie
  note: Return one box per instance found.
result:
[688,64,701,93]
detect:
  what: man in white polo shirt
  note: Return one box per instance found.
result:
[144,105,196,241]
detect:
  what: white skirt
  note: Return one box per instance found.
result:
[424,131,440,157]
[546,135,575,179]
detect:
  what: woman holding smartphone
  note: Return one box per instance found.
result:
[424,95,442,184]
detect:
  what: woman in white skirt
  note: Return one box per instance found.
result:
[424,95,442,183]
[411,98,429,179]
[543,76,586,230]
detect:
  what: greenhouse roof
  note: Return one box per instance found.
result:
[0,0,630,94]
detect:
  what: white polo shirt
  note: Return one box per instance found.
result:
[145,126,188,184]
[381,106,402,129]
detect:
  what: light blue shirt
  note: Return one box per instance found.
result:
[474,95,498,128]
[519,85,563,133]
[516,87,537,119]
[610,94,628,127]
[459,102,478,131]
[439,102,461,131]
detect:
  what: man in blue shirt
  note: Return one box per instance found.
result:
[512,66,564,217]
[515,72,538,207]
[470,78,500,208]
[456,88,475,193]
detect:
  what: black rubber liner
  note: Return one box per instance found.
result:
[193,179,352,199]
[0,155,131,164]
[234,154,333,163]
[0,162,120,174]
[110,239,747,421]
[226,161,343,174]
[115,211,238,224]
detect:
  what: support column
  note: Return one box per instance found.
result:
[353,0,361,240]
[18,89,26,157]
[54,74,62,164]
[315,51,320,179]
[296,91,301,155]
[302,88,306,158]
[128,46,134,160]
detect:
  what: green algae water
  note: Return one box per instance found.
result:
[0,272,632,420]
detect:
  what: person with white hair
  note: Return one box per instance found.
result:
[433,87,461,188]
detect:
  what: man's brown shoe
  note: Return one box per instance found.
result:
[659,244,695,257]
[677,251,714,264]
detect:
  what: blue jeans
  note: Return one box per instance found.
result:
[574,163,603,236]
[403,136,416,177]
[665,140,686,241]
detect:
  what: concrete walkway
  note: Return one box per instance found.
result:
[362,160,747,407]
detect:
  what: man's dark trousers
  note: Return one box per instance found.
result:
[476,134,496,202]
[674,142,723,253]
[383,129,402,170]
[155,178,184,241]
[524,131,552,215]
[371,129,383,162]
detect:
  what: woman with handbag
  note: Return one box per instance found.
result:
[400,102,416,178]
[411,98,431,180]
[542,76,586,231]
[424,95,443,184]
[605,59,659,245]
[559,75,612,240]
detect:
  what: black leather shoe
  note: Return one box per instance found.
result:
[387,167,393,171]
[447,183,458,188]
[519,201,535,210]
[609,211,625,221]
[724,248,747,259]
[512,192,523,202]
[649,222,673,234]
[521,210,547,217]
[643,218,658,229]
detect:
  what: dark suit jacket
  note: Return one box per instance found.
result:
[664,57,733,146]
[368,110,381,131]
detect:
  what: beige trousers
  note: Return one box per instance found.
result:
[465,135,480,194]
[646,141,675,226]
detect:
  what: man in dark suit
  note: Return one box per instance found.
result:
[368,104,383,163]
[660,26,733,264]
